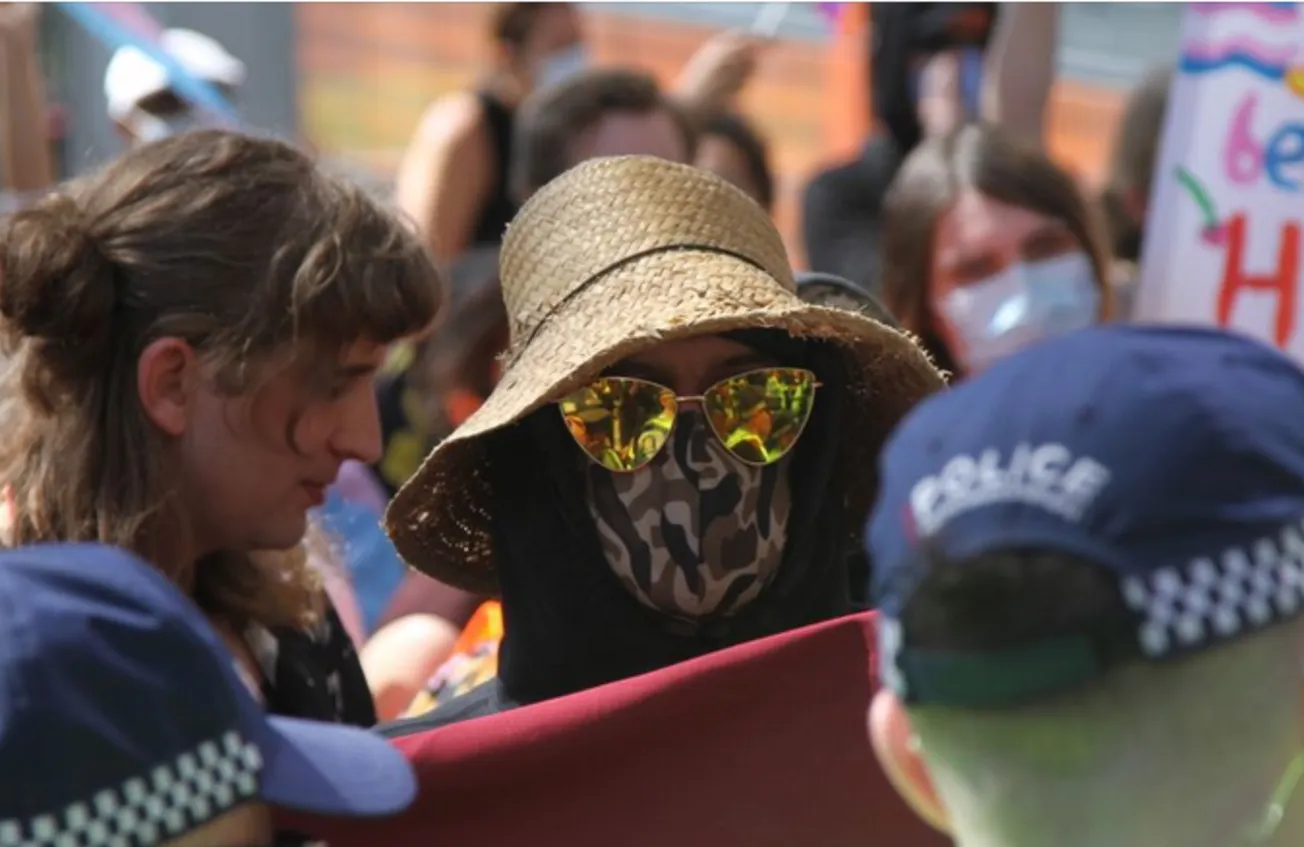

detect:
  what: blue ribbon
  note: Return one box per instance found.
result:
[58,2,240,123]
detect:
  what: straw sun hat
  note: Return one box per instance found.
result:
[385,155,945,595]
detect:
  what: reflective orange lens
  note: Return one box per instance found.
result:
[703,368,818,466]
[558,368,819,472]
[559,377,676,472]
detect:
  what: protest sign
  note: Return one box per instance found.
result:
[1136,2,1304,359]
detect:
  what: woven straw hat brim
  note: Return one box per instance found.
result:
[384,247,945,595]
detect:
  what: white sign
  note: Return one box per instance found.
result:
[1136,2,1304,359]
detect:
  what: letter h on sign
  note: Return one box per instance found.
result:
[1217,213,1301,348]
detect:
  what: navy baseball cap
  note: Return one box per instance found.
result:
[868,325,1304,708]
[0,544,417,846]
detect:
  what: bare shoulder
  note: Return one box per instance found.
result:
[411,91,491,148]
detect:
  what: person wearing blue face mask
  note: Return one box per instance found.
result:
[880,122,1113,380]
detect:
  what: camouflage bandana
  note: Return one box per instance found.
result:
[585,412,792,619]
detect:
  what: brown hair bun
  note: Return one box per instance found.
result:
[0,193,116,349]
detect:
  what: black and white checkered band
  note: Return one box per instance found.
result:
[1122,519,1304,659]
[0,730,263,847]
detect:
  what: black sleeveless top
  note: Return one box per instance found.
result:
[468,90,519,249]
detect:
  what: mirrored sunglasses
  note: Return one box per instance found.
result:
[558,367,821,473]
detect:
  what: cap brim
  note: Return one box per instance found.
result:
[259,715,417,817]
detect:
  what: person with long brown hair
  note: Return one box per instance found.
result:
[881,122,1112,379]
[0,129,442,726]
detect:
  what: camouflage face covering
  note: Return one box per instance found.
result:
[585,412,792,619]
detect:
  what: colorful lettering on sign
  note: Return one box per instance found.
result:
[1223,92,1304,189]
[1216,213,1301,347]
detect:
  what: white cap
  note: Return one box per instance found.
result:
[103,28,246,121]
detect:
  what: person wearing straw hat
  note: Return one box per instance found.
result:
[381,155,944,731]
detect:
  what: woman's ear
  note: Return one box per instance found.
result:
[136,337,199,438]
[868,689,952,834]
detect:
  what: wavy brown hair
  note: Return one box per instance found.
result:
[881,123,1112,375]
[1101,64,1171,263]
[0,130,443,629]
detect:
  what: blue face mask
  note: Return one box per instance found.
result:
[937,251,1101,374]
[535,44,589,89]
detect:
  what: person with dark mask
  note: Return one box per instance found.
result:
[379,155,943,732]
[801,3,996,295]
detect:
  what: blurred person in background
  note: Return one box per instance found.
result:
[0,130,441,725]
[379,156,942,731]
[866,326,1304,847]
[396,1,765,263]
[802,3,996,293]
[371,247,508,505]
[396,3,584,265]
[696,111,775,212]
[0,544,418,847]
[803,3,1059,294]
[511,67,698,202]
[0,3,54,210]
[1101,64,1172,320]
[880,123,1111,380]
[103,27,245,146]
[353,254,511,720]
